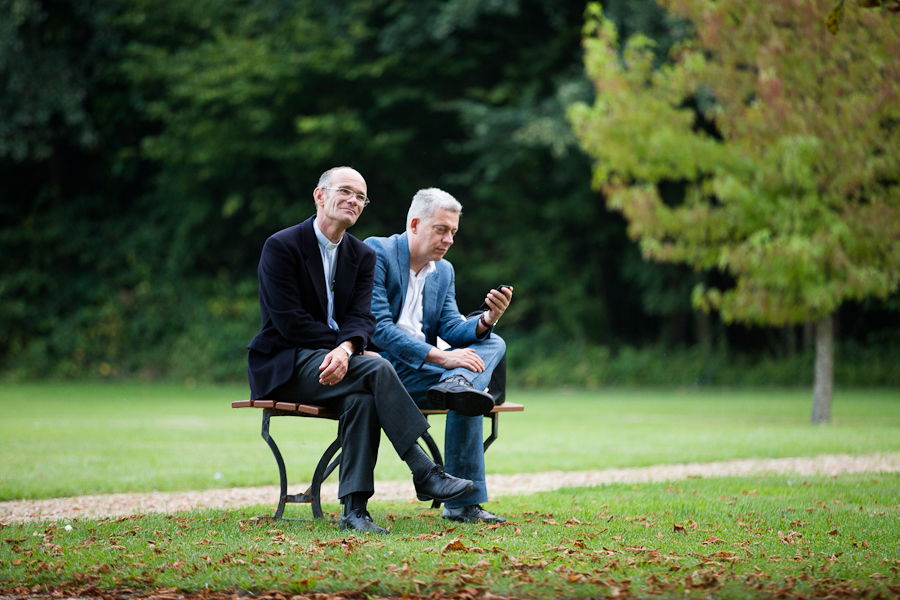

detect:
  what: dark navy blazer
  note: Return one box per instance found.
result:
[247,216,377,399]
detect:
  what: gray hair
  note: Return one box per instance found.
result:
[317,166,354,189]
[406,188,462,229]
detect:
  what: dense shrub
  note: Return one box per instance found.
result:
[506,339,900,389]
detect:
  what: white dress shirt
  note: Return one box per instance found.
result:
[397,261,436,343]
[312,218,342,331]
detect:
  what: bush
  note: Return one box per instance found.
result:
[4,283,898,388]
[2,277,258,384]
[506,338,900,388]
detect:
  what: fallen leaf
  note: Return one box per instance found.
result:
[440,538,468,555]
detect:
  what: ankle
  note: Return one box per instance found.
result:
[341,492,370,516]
[401,442,434,478]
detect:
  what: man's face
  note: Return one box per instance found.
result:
[409,208,459,263]
[314,168,367,229]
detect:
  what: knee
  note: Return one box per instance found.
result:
[486,333,506,354]
[357,353,396,376]
[343,393,376,414]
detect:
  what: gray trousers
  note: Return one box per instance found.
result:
[267,349,430,499]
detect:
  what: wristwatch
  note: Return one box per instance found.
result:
[339,345,353,359]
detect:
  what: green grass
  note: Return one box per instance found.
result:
[2,474,899,598]
[1,384,899,501]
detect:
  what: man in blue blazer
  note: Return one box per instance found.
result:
[365,188,513,524]
[248,168,475,534]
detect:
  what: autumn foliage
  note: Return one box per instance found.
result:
[569,0,900,327]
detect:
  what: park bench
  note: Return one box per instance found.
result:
[232,399,524,520]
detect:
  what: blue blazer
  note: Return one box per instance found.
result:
[364,232,490,370]
[247,216,376,399]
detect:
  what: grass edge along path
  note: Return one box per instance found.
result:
[1,473,899,599]
[3,451,900,524]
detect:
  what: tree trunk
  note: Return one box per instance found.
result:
[811,314,834,424]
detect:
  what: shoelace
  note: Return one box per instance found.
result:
[348,509,373,521]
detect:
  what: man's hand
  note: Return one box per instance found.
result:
[482,286,513,327]
[319,347,351,385]
[436,348,485,373]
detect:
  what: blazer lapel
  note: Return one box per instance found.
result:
[300,218,328,318]
[397,233,411,315]
[421,266,442,343]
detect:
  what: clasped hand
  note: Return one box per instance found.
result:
[318,347,350,385]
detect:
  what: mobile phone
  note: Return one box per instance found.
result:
[479,285,512,310]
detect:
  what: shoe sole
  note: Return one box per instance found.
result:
[415,481,476,503]
[442,515,506,523]
[426,388,494,417]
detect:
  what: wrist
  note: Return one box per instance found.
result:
[480,312,496,328]
[339,344,353,359]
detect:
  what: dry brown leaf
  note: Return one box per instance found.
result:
[440,538,469,555]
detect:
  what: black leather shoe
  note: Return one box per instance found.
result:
[339,509,390,535]
[413,465,475,502]
[426,375,494,416]
[442,504,506,523]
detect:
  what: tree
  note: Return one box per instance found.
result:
[569,1,900,421]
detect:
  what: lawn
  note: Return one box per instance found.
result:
[1,383,898,501]
[2,474,898,598]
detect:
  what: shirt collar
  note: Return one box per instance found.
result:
[411,261,436,280]
[313,218,342,251]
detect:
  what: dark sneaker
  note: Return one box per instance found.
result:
[339,509,390,535]
[442,504,506,523]
[413,465,475,502]
[426,375,494,416]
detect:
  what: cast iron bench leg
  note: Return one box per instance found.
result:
[310,437,341,519]
[484,412,499,452]
[260,410,289,520]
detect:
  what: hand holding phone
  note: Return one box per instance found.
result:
[479,285,512,310]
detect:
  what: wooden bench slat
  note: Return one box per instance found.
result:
[492,401,524,412]
[235,400,523,415]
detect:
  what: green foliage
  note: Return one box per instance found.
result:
[0,0,105,160]
[4,276,257,382]
[1,476,899,598]
[2,0,899,382]
[508,339,900,388]
[570,0,900,326]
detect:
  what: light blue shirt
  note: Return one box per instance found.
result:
[312,218,342,331]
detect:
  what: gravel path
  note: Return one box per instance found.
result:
[3,452,898,524]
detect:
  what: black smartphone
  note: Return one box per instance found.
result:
[479,285,512,310]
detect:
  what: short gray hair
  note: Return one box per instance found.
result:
[406,188,462,229]
[317,166,354,189]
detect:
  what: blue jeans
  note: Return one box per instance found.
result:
[388,333,506,508]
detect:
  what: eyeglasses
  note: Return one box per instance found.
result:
[321,187,370,207]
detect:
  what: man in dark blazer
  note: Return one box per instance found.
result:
[365,187,513,524]
[247,167,475,535]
